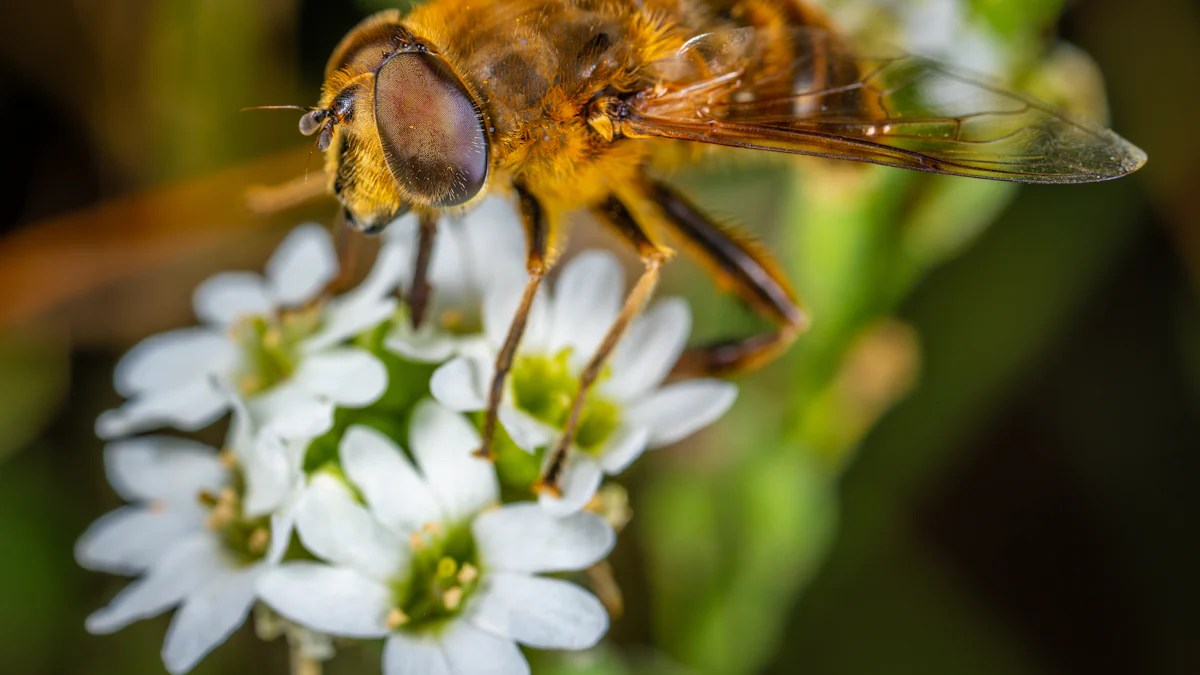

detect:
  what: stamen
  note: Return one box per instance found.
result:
[239,374,263,395]
[442,587,463,611]
[205,503,235,531]
[197,490,220,507]
[248,527,271,555]
[219,487,240,506]
[421,522,443,536]
[440,309,464,331]
[218,449,238,469]
[457,563,479,584]
[386,608,410,629]
[408,531,427,551]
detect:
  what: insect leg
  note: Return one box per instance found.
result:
[647,180,809,377]
[408,213,438,329]
[244,170,329,215]
[476,183,554,460]
[535,195,668,495]
[316,207,363,298]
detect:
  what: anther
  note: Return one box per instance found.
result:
[248,527,271,554]
[442,587,463,611]
[457,563,479,584]
[386,608,410,629]
[205,504,235,531]
[409,531,427,551]
[238,375,263,395]
[440,309,464,331]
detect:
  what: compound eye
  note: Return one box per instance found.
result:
[374,52,489,207]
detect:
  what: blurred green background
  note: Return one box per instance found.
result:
[1,1,1197,674]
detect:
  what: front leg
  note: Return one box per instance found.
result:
[407,213,438,329]
[316,207,363,299]
[476,182,555,459]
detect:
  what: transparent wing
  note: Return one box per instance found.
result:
[629,28,1146,183]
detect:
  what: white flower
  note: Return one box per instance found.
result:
[258,400,614,675]
[429,250,738,514]
[77,410,299,675]
[384,197,527,363]
[96,224,393,440]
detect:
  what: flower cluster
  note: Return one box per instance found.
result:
[77,198,737,674]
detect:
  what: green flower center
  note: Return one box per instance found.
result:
[389,524,481,632]
[231,306,323,395]
[199,461,272,566]
[509,350,621,453]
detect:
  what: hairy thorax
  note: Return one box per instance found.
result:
[404,0,686,208]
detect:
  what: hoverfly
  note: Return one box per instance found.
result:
[294,0,1145,493]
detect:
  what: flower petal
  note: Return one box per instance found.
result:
[383,633,450,675]
[113,328,236,397]
[482,269,551,351]
[266,224,338,307]
[357,233,410,302]
[597,425,651,475]
[304,295,398,354]
[258,562,392,638]
[340,425,442,534]
[626,379,738,447]
[104,437,227,505]
[384,621,529,675]
[85,534,225,634]
[549,251,623,359]
[536,454,603,517]
[241,433,301,517]
[192,272,275,326]
[603,298,691,400]
[265,510,295,566]
[497,406,556,453]
[468,572,608,650]
[294,474,407,581]
[249,384,335,439]
[291,348,387,408]
[429,357,488,412]
[474,503,615,574]
[457,198,528,281]
[442,621,530,675]
[76,506,202,575]
[96,379,231,439]
[380,212,420,256]
[161,568,259,675]
[482,268,529,349]
[385,327,459,364]
[408,400,498,522]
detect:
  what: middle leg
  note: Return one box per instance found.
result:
[646,179,809,377]
[534,195,668,495]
